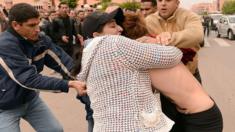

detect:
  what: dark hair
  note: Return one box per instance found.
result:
[58,2,68,8]
[141,0,157,6]
[8,3,39,25]
[48,10,56,16]
[77,10,84,14]
[122,12,148,39]
[95,23,106,34]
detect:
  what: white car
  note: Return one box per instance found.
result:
[216,15,235,40]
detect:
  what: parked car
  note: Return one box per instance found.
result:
[209,13,222,31]
[216,15,235,40]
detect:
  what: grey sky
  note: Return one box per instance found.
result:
[180,0,213,9]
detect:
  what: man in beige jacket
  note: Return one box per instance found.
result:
[145,0,204,131]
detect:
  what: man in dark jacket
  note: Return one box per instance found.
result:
[51,2,78,57]
[0,3,86,132]
[202,15,211,36]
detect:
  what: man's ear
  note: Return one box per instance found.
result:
[11,21,21,31]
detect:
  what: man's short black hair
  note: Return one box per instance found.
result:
[141,0,157,6]
[58,2,68,8]
[48,10,56,16]
[8,3,39,24]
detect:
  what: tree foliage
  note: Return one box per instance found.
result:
[100,2,110,11]
[119,1,140,12]
[98,0,112,11]
[222,1,235,14]
[60,0,78,9]
[100,0,111,3]
[97,0,141,11]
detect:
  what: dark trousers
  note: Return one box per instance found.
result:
[203,26,210,37]
[182,104,223,132]
[161,68,223,132]
[61,44,73,57]
[76,95,94,132]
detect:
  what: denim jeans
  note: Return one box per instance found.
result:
[0,96,63,132]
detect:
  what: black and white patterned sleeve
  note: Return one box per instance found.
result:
[112,35,183,70]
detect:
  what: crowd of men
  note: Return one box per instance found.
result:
[0,0,159,60]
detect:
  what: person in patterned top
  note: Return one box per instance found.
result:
[73,8,222,132]
[76,9,182,131]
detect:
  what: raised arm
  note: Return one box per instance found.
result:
[145,9,203,48]
[169,12,203,48]
[112,35,183,70]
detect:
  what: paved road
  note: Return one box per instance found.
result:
[21,33,235,132]
[199,33,235,132]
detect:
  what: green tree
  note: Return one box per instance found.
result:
[100,2,110,10]
[60,0,78,9]
[97,0,113,11]
[119,1,140,12]
[100,0,111,3]
[222,0,235,14]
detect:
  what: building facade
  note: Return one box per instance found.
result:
[0,0,141,10]
[191,1,218,14]
[190,0,235,14]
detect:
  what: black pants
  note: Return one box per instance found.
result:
[161,68,223,132]
[182,104,223,132]
[161,97,223,132]
[203,26,210,36]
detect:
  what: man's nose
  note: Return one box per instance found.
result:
[142,10,147,15]
[118,26,123,32]
[162,0,167,5]
[35,25,40,32]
